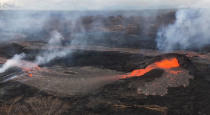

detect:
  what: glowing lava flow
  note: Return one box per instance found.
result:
[121,58,180,79]
[19,61,41,77]
[22,66,40,77]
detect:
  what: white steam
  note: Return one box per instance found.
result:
[0,53,25,73]
[0,30,72,73]
[35,30,72,65]
[156,9,210,51]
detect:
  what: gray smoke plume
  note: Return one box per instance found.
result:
[156,8,210,51]
[35,30,72,65]
[0,53,25,73]
[0,30,72,73]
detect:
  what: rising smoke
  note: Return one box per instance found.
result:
[156,8,210,51]
[1,3,208,73]
[35,30,72,65]
[0,9,183,72]
[0,53,25,73]
[0,30,73,73]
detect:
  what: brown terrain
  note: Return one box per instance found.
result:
[0,10,210,115]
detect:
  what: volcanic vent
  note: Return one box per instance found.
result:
[101,53,195,96]
[1,42,210,115]
[0,43,196,97]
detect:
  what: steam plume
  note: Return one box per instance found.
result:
[0,30,72,74]
[156,8,210,51]
[35,30,72,65]
[0,53,25,73]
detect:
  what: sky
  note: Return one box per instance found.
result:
[1,0,210,10]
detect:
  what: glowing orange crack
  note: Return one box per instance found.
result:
[121,58,180,79]
[19,61,41,77]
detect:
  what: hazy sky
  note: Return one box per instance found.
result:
[3,0,210,10]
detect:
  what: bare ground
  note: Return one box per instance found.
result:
[0,42,210,115]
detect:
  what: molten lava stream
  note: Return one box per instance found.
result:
[21,64,41,77]
[121,58,180,79]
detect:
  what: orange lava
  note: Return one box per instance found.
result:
[121,58,180,79]
[28,73,33,77]
[21,64,41,77]
[155,58,179,69]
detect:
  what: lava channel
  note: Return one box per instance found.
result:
[121,58,180,79]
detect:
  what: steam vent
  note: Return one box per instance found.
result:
[0,8,210,115]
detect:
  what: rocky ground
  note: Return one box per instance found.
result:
[0,42,210,115]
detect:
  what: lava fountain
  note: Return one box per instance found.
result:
[121,58,180,79]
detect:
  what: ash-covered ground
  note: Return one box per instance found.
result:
[0,42,210,115]
[0,10,210,115]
